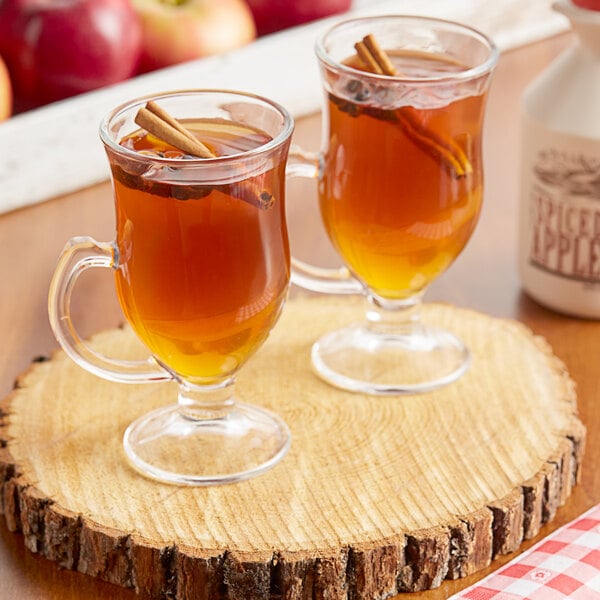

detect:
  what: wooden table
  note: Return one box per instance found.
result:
[1,32,598,599]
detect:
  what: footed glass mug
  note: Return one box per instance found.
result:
[288,15,498,395]
[48,90,293,485]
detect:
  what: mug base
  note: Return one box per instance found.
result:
[123,402,291,486]
[311,322,470,395]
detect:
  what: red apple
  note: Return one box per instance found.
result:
[572,0,600,8]
[245,0,352,36]
[0,55,12,121]
[132,0,256,73]
[0,0,142,111]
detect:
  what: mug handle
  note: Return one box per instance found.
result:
[48,236,171,384]
[286,146,364,295]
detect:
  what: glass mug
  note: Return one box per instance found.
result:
[48,90,293,485]
[288,15,499,395]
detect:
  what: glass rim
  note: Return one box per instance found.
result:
[99,88,295,166]
[315,14,499,84]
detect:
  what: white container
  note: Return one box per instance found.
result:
[519,0,600,318]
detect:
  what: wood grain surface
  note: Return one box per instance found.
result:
[0,299,586,598]
[2,31,599,600]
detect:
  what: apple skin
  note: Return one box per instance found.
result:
[245,0,352,36]
[0,0,142,111]
[572,0,600,8]
[132,0,257,73]
[0,54,13,121]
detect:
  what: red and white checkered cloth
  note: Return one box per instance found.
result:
[452,504,600,599]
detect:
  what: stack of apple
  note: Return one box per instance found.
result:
[0,0,351,120]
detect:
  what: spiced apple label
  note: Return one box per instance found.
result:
[519,113,600,317]
[528,169,600,282]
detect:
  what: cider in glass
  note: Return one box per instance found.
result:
[319,51,487,300]
[113,120,290,384]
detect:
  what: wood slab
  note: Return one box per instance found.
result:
[0,298,585,599]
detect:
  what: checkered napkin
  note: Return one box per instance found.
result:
[451,504,600,599]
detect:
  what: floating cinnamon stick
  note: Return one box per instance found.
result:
[353,35,472,179]
[134,103,215,158]
[147,101,215,151]
[361,34,397,76]
[131,102,273,209]
[354,39,385,75]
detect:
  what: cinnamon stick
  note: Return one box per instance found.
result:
[362,34,397,77]
[147,100,215,153]
[353,35,473,179]
[354,40,384,75]
[130,102,273,210]
[134,104,215,158]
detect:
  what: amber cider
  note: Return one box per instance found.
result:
[319,50,489,299]
[113,120,289,383]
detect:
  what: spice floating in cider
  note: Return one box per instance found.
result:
[116,104,275,208]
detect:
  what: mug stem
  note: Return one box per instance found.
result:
[122,378,291,485]
[177,378,235,421]
[365,291,425,335]
[311,291,471,396]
